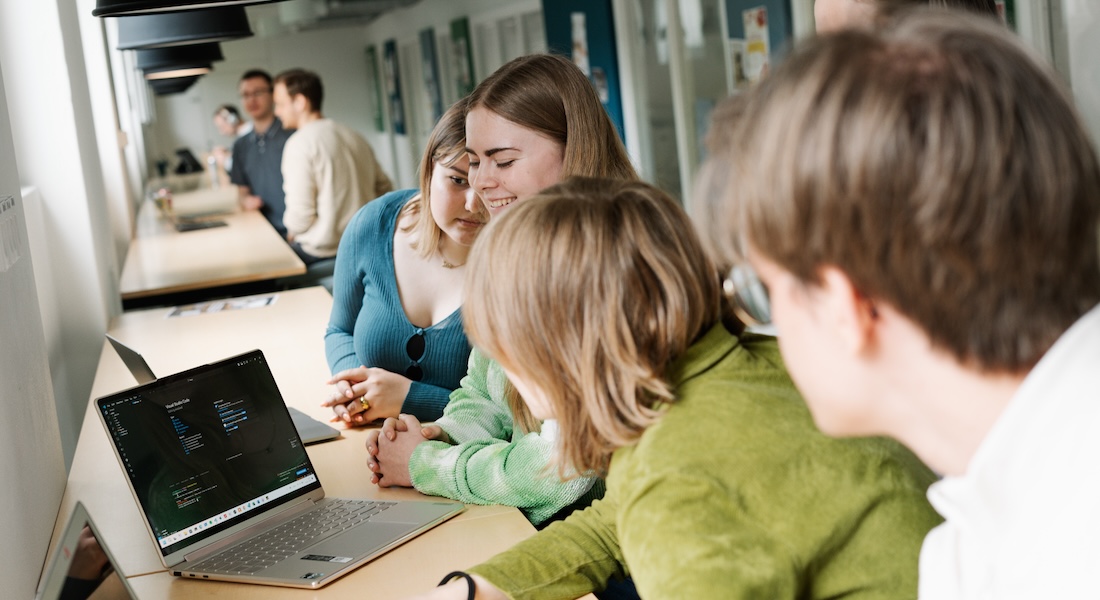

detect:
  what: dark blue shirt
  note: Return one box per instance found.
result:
[230,118,293,237]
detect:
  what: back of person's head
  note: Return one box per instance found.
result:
[407,98,470,258]
[706,10,1100,372]
[467,53,637,182]
[274,69,324,113]
[464,177,721,475]
[239,69,272,87]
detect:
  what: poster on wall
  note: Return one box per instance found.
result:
[420,28,444,124]
[570,12,591,76]
[742,7,770,83]
[450,17,476,99]
[383,39,406,135]
[365,45,385,132]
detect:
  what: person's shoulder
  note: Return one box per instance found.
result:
[351,189,417,227]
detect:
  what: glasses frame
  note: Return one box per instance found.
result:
[723,263,772,327]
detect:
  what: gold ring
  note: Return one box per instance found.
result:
[358,395,370,410]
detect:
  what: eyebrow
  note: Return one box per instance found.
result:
[445,164,469,175]
[465,146,517,157]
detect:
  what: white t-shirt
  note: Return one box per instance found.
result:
[919,304,1100,599]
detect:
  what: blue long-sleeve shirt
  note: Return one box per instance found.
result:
[325,189,471,421]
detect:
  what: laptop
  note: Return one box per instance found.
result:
[94,349,464,589]
[36,501,138,599]
[106,334,340,445]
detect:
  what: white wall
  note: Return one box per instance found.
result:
[1062,0,1100,147]
[0,63,67,600]
[0,0,122,468]
[145,0,540,191]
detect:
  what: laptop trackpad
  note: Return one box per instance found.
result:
[368,501,460,525]
[304,522,417,558]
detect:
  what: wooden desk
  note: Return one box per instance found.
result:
[54,287,539,598]
[119,187,306,301]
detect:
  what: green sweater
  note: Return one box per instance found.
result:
[470,325,942,599]
[408,348,604,525]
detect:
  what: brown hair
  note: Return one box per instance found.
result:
[467,53,637,181]
[399,99,470,258]
[274,68,323,112]
[464,177,721,476]
[705,11,1100,371]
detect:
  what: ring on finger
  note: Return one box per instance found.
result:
[358,395,370,410]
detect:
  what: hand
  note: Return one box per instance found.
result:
[369,414,432,488]
[323,367,413,427]
[67,526,109,581]
[241,194,264,210]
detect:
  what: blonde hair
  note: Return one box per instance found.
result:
[464,177,721,476]
[400,98,469,258]
[704,11,1100,371]
[467,53,638,181]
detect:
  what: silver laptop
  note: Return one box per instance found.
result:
[94,349,464,589]
[36,501,138,599]
[106,333,340,445]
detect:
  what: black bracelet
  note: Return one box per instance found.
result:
[438,570,476,600]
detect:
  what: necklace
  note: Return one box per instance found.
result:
[438,242,466,269]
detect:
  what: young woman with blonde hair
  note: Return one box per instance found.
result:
[364,54,639,528]
[416,177,941,599]
[323,100,486,424]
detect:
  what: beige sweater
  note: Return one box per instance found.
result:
[281,118,393,258]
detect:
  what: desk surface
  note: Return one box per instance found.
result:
[54,287,540,598]
[119,187,306,300]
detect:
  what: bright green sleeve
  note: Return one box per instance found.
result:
[408,348,602,525]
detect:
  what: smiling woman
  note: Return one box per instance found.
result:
[362,55,640,542]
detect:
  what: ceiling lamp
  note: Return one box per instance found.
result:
[94,0,287,18]
[149,75,203,96]
[136,42,223,80]
[116,6,252,50]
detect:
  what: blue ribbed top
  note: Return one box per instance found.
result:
[325,189,471,421]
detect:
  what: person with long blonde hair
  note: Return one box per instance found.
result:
[416,177,941,599]
[323,100,486,424]
[364,54,639,529]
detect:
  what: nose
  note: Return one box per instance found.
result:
[469,162,495,194]
[463,187,482,215]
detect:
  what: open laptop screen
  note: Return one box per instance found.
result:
[97,350,323,558]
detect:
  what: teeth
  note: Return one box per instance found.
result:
[488,197,514,209]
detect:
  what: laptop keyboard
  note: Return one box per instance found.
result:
[191,499,395,575]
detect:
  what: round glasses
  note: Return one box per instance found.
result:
[723,264,772,327]
[405,329,425,381]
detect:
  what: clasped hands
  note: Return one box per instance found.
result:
[323,366,413,426]
[364,415,450,488]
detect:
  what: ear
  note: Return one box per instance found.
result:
[292,94,309,114]
[817,266,878,355]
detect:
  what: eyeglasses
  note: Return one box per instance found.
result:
[723,264,772,327]
[240,89,271,99]
[405,329,425,381]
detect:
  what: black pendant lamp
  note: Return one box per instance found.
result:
[94,0,287,18]
[137,42,223,80]
[149,75,203,96]
[117,6,253,49]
